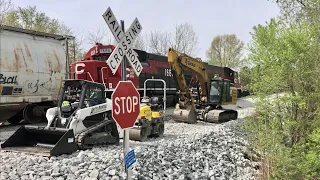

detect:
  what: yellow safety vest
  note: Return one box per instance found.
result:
[62,101,70,106]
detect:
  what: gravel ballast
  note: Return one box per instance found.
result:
[0,98,258,180]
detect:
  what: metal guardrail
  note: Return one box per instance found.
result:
[143,79,166,114]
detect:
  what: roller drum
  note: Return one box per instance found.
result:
[129,126,149,141]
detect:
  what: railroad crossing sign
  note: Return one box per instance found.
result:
[103,7,143,76]
[111,81,140,129]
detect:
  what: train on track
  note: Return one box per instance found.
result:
[71,43,247,107]
[0,25,247,125]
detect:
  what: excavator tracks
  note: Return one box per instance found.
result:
[202,109,238,123]
[75,120,119,150]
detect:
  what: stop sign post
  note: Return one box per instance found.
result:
[102,7,143,179]
[111,81,140,129]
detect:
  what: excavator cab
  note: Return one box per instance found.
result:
[209,79,236,106]
[208,79,222,105]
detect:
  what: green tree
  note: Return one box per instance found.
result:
[4,6,67,34]
[245,1,320,177]
[3,5,85,64]
[272,0,320,26]
[238,66,252,89]
[206,34,245,68]
[245,17,320,179]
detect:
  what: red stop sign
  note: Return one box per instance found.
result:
[111,81,140,129]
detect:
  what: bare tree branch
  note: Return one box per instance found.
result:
[86,26,108,45]
[148,30,170,55]
[169,23,199,56]
[0,0,13,24]
[296,0,306,7]
[146,23,199,56]
[133,33,148,51]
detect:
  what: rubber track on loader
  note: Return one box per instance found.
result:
[75,120,117,150]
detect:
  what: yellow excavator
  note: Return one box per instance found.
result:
[168,48,238,124]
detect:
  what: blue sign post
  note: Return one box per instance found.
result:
[125,149,136,169]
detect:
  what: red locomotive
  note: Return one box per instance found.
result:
[70,43,243,106]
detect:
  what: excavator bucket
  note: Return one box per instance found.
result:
[204,109,238,123]
[172,105,197,124]
[0,125,78,157]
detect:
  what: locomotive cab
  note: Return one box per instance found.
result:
[70,44,139,90]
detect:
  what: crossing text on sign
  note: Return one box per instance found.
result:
[106,18,142,75]
[126,49,142,73]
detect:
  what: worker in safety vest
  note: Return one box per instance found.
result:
[61,100,72,112]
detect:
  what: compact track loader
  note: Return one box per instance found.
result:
[0,79,167,156]
[1,80,120,157]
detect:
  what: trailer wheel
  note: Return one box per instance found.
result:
[23,104,45,124]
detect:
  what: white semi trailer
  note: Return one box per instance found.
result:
[0,25,74,124]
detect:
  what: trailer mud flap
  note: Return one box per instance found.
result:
[0,125,78,157]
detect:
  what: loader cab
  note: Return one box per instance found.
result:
[58,80,106,118]
[208,79,233,106]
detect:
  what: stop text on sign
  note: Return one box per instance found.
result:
[114,96,139,114]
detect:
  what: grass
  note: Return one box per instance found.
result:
[0,121,10,126]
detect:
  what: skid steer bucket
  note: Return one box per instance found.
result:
[0,125,78,157]
[172,105,197,124]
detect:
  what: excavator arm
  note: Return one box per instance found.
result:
[168,48,209,104]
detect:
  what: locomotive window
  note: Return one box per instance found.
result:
[93,55,111,60]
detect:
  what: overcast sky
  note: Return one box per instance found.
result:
[13,0,280,60]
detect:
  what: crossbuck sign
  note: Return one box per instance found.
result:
[103,7,143,76]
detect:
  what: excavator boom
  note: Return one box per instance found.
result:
[168,48,238,124]
[168,48,209,101]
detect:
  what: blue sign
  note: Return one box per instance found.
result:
[125,149,136,169]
